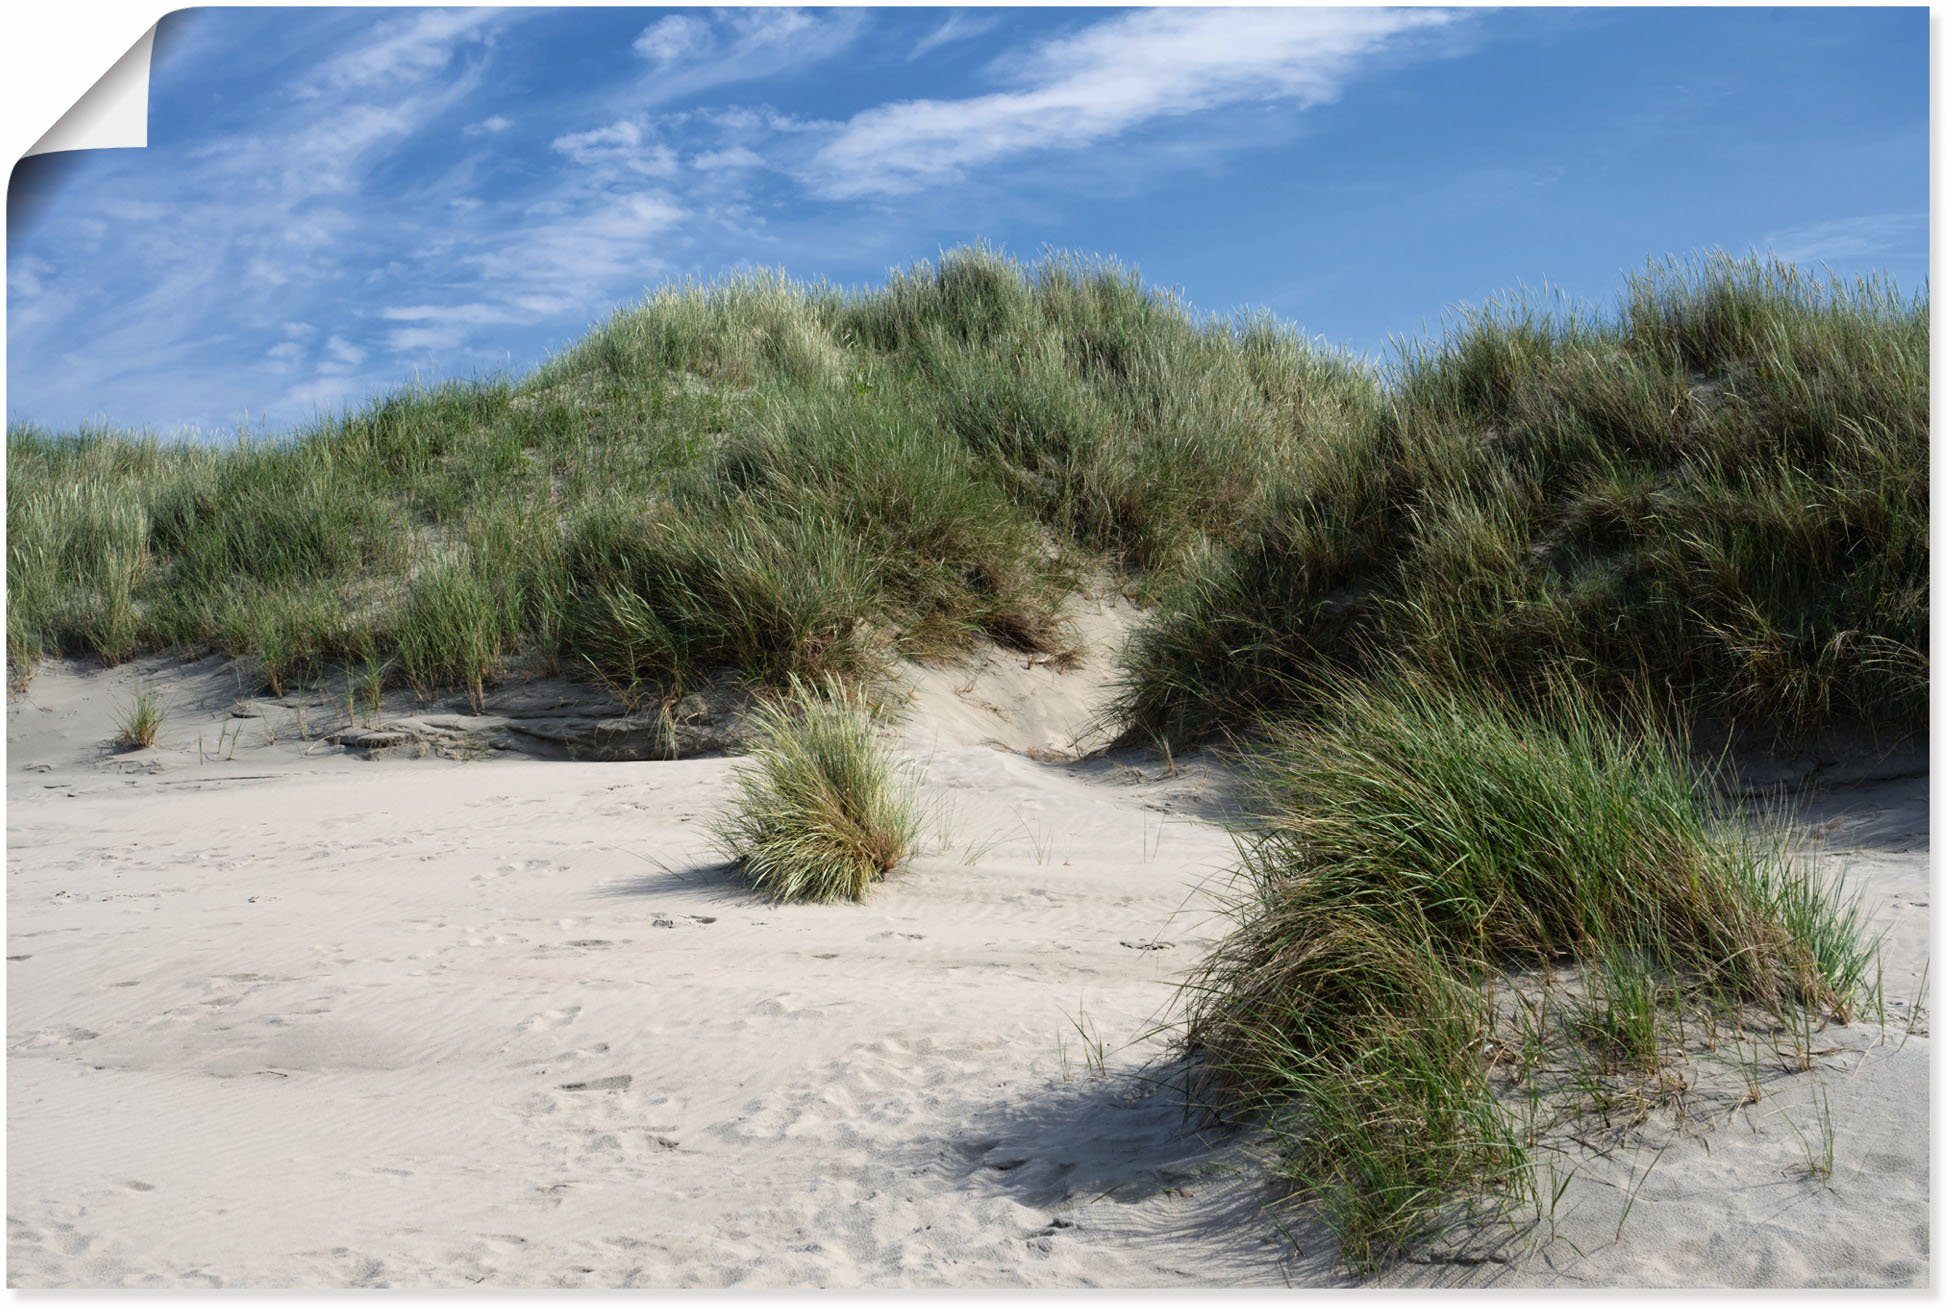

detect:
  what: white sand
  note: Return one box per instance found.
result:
[5,621,1929,1288]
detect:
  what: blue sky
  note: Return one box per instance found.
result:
[5,5,1927,437]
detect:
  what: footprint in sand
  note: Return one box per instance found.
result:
[517,1006,581,1032]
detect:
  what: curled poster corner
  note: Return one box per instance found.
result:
[25,23,157,158]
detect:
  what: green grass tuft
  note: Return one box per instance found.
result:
[112,684,169,751]
[1181,675,1872,1269]
[713,678,921,903]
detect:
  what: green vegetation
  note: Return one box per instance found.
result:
[111,683,169,751]
[1119,255,1926,747]
[7,248,1913,1268]
[3,253,1920,749]
[713,678,919,902]
[1180,676,1873,1270]
[7,247,1377,708]
[7,251,1920,746]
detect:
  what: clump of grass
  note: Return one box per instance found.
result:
[1181,675,1870,1270]
[1120,254,1927,749]
[713,679,920,903]
[112,684,168,750]
[1571,948,1669,1075]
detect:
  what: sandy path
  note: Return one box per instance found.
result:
[4,653,1929,1288]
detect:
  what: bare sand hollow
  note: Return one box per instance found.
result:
[5,609,1930,1288]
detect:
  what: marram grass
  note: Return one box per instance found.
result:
[7,246,1373,706]
[112,684,169,751]
[713,679,920,903]
[1181,674,1873,1270]
[7,250,1921,756]
[1118,253,1927,747]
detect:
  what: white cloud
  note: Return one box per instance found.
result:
[246,257,290,287]
[284,374,370,412]
[633,14,712,67]
[694,145,765,173]
[8,255,55,299]
[103,200,170,222]
[387,325,468,353]
[512,293,580,317]
[722,8,820,49]
[380,303,524,326]
[911,10,1001,60]
[1761,213,1925,264]
[473,191,686,295]
[552,119,679,177]
[302,8,502,96]
[809,7,1462,198]
[281,103,417,194]
[465,114,514,136]
[323,335,366,368]
[627,8,862,103]
[698,105,834,136]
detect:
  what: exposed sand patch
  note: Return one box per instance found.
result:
[4,634,1928,1288]
[896,589,1140,760]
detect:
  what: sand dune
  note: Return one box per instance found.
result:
[5,634,1929,1288]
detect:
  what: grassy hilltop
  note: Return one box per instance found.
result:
[6,247,1926,1269]
[8,246,1925,744]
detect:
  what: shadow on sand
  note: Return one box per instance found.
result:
[898,1052,1351,1286]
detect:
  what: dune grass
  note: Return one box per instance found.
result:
[8,251,1917,754]
[6,248,1915,1268]
[1181,674,1875,1269]
[712,678,921,903]
[1118,255,1927,748]
[112,684,169,751]
[6,248,1379,711]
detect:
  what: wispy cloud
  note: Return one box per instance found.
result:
[298,7,503,97]
[470,192,688,305]
[809,7,1464,198]
[380,303,528,327]
[552,118,680,177]
[8,255,55,301]
[7,8,519,430]
[633,13,713,66]
[322,335,366,369]
[911,10,1003,60]
[628,7,864,103]
[1760,212,1925,264]
[386,324,469,353]
[693,145,766,173]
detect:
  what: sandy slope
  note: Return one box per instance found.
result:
[4,620,1930,1288]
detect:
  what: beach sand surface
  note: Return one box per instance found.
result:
[5,616,1929,1287]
